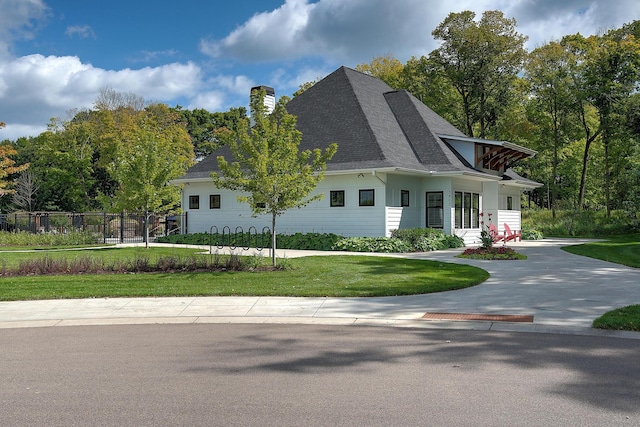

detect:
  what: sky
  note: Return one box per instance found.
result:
[0,0,639,141]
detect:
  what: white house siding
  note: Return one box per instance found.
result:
[181,174,389,237]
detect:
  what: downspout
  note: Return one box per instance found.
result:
[371,170,386,185]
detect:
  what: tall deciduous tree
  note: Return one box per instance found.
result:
[211,89,337,266]
[430,10,527,138]
[356,53,404,88]
[582,31,640,216]
[525,41,579,216]
[0,122,29,198]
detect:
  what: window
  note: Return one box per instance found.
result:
[507,196,513,210]
[209,194,221,209]
[426,192,443,228]
[330,190,345,207]
[455,191,480,229]
[401,190,410,207]
[189,195,200,210]
[359,189,375,206]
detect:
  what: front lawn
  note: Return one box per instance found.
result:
[0,248,489,300]
[562,234,640,268]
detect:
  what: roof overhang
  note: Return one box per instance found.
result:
[438,134,537,171]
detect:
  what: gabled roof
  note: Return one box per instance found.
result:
[178,66,536,182]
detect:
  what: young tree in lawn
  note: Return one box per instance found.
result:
[101,104,195,247]
[211,89,337,266]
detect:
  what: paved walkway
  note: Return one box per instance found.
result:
[1,239,639,338]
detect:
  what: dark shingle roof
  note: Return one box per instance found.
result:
[179,66,515,179]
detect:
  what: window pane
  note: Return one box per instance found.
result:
[454,192,462,229]
[507,196,513,210]
[464,193,471,228]
[189,195,199,210]
[426,192,443,228]
[359,189,374,206]
[209,194,220,209]
[330,190,345,207]
[472,193,479,228]
[401,190,409,207]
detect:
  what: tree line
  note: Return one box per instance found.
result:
[0,88,246,214]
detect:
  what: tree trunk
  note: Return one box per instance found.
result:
[271,213,277,267]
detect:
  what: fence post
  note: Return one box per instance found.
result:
[143,212,148,244]
[103,212,107,244]
[120,212,125,243]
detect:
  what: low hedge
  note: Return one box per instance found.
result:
[158,228,465,253]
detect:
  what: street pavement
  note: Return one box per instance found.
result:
[1,238,639,339]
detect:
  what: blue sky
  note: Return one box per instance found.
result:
[1,0,639,140]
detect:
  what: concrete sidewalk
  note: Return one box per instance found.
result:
[1,239,639,339]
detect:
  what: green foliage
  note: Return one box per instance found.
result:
[156,232,344,251]
[458,246,527,260]
[0,230,100,247]
[521,227,544,240]
[331,237,411,253]
[390,228,465,251]
[522,209,635,237]
[172,106,247,157]
[593,305,640,331]
[430,10,527,138]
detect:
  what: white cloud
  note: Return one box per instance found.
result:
[0,0,49,59]
[0,54,204,140]
[65,24,95,39]
[201,0,640,65]
[187,91,226,112]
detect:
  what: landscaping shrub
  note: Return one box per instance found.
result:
[391,228,465,251]
[521,227,543,240]
[458,246,526,260]
[157,231,343,251]
[0,252,259,277]
[0,230,101,247]
[331,237,411,253]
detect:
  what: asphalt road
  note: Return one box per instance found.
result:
[1,324,639,426]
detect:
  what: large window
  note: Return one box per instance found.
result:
[189,195,200,210]
[330,190,345,207]
[359,189,375,206]
[426,192,443,228]
[455,192,480,229]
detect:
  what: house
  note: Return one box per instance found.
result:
[172,66,541,245]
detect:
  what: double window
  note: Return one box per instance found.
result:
[455,192,479,229]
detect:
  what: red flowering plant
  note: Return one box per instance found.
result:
[458,212,526,260]
[479,212,497,249]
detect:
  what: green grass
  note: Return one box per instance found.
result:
[562,234,640,268]
[0,248,489,300]
[593,305,640,331]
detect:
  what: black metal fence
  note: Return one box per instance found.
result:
[0,212,186,244]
